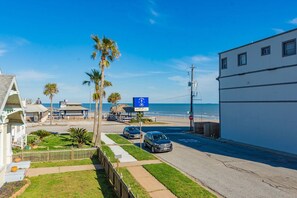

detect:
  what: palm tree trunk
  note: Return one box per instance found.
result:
[92,100,98,143]
[50,96,53,125]
[95,67,104,147]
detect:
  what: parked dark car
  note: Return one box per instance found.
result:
[144,131,173,153]
[123,126,141,139]
[107,115,117,121]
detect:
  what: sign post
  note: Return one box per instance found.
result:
[133,97,149,148]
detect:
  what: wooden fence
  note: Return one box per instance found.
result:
[13,148,97,162]
[98,148,135,198]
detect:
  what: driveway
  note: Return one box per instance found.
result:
[140,126,297,198]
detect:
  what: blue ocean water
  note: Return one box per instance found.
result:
[43,103,219,120]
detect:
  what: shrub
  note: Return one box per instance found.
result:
[68,128,91,148]
[31,130,51,140]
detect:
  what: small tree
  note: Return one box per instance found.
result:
[32,130,51,141]
[68,128,91,148]
[43,83,59,125]
[136,112,144,122]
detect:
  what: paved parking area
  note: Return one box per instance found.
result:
[140,126,297,198]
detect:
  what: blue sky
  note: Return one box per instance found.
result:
[1,0,297,103]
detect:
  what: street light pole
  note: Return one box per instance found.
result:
[189,65,195,131]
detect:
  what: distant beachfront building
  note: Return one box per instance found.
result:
[218,28,297,155]
[58,101,88,119]
[0,75,27,187]
[25,104,48,122]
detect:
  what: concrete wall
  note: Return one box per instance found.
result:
[219,29,297,154]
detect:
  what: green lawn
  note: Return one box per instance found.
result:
[25,133,94,151]
[101,145,116,163]
[106,134,131,144]
[20,170,116,198]
[143,163,216,198]
[119,168,150,198]
[121,145,156,161]
[30,156,100,168]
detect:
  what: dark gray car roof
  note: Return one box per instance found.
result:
[146,131,163,135]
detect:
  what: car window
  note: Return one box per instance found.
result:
[152,134,167,140]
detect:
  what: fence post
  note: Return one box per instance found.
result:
[71,146,74,160]
[21,150,24,160]
[47,147,50,161]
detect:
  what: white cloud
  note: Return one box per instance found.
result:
[0,43,7,56]
[14,37,30,46]
[191,55,212,62]
[0,49,7,56]
[272,28,285,34]
[150,9,159,17]
[289,18,297,25]
[168,75,189,86]
[149,19,156,24]
[171,54,218,71]
[16,70,55,81]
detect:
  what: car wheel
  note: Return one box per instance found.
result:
[151,146,155,153]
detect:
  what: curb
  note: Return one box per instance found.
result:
[9,179,31,198]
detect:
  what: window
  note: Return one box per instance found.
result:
[221,58,227,69]
[283,39,296,57]
[238,53,247,66]
[261,46,270,56]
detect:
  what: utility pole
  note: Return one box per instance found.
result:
[189,65,195,131]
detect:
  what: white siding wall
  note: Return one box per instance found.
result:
[221,103,297,154]
[219,29,297,154]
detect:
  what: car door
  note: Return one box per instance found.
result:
[147,134,154,147]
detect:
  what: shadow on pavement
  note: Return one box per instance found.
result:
[139,126,297,171]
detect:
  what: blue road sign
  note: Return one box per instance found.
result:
[133,97,149,111]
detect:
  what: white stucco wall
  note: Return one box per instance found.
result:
[219,29,297,155]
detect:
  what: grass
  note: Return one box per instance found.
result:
[30,156,100,168]
[143,163,216,198]
[24,133,94,151]
[20,170,116,198]
[106,134,132,144]
[101,145,116,163]
[0,180,27,198]
[119,168,150,198]
[121,145,156,161]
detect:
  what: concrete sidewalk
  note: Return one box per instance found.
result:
[127,166,176,198]
[26,164,102,177]
[102,133,137,163]
[114,159,162,167]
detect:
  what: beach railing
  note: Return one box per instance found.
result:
[98,148,135,198]
[13,148,97,162]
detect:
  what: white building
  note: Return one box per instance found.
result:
[0,75,27,188]
[218,28,297,155]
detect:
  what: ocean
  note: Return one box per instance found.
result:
[43,103,219,120]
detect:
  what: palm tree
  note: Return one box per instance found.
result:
[68,128,91,148]
[108,92,121,115]
[43,83,59,125]
[91,35,120,147]
[83,69,112,143]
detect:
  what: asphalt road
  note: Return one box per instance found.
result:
[140,126,297,198]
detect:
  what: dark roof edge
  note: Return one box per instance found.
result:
[219,28,297,55]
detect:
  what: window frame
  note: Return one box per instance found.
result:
[221,57,227,69]
[282,39,296,57]
[261,46,271,56]
[238,52,247,66]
